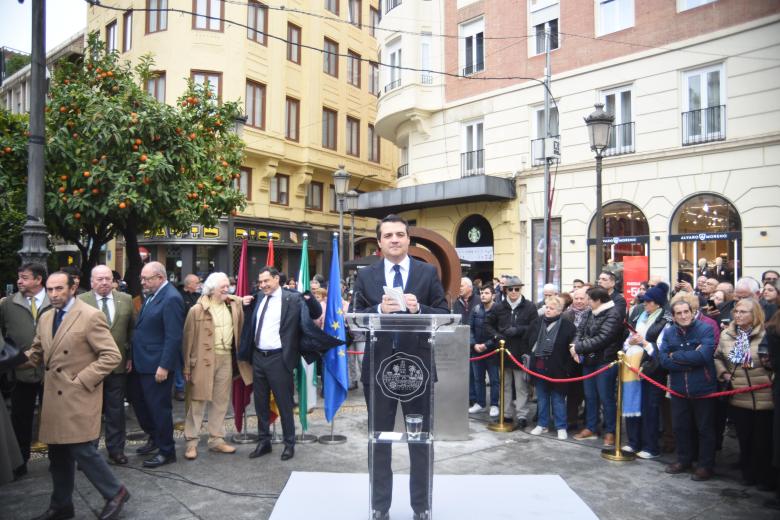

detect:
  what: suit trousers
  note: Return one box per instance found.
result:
[101,373,127,455]
[185,354,232,447]
[48,442,122,509]
[730,406,776,487]
[671,396,715,470]
[364,385,432,514]
[503,368,530,420]
[252,350,296,447]
[128,372,175,457]
[11,380,42,462]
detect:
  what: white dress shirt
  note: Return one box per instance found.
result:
[379,256,410,313]
[94,291,115,323]
[256,286,283,350]
[29,288,46,312]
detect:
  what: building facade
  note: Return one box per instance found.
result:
[368,0,780,300]
[86,0,395,282]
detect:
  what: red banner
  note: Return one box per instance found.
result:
[623,256,649,307]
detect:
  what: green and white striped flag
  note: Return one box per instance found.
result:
[296,234,316,431]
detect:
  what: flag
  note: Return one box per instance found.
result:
[323,234,348,423]
[232,238,254,432]
[296,234,313,431]
[266,234,274,267]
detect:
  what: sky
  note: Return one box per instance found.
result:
[1,0,88,54]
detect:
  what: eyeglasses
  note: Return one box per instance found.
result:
[140,275,161,282]
[733,310,752,315]
[507,287,523,292]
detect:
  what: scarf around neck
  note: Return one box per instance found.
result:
[533,314,562,357]
[728,327,753,368]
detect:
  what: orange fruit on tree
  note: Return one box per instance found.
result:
[74,212,81,220]
[58,187,66,193]
[140,154,148,162]
[59,106,67,113]
[60,175,68,181]
[83,171,90,177]
[91,158,98,165]
[135,138,142,145]
[92,188,100,195]
[119,202,127,209]
[3,147,11,153]
[132,145,139,151]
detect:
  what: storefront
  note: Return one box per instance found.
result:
[455,214,495,288]
[586,201,650,288]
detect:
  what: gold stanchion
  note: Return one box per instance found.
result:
[602,351,635,462]
[488,341,514,433]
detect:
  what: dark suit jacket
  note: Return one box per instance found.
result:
[132,282,185,374]
[352,257,449,384]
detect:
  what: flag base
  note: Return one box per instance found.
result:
[318,434,347,444]
[231,431,259,444]
[296,433,319,444]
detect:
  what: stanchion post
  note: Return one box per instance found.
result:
[488,341,514,433]
[602,352,635,462]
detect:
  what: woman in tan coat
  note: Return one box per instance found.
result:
[183,272,244,459]
[715,298,775,490]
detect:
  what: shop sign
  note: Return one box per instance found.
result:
[623,256,649,305]
[456,246,494,262]
[587,235,649,245]
[670,231,740,242]
[144,225,221,240]
[234,228,282,242]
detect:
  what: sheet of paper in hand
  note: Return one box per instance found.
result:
[383,286,407,312]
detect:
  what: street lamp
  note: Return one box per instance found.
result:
[332,165,351,280]
[584,102,615,278]
[345,189,359,262]
[227,114,247,277]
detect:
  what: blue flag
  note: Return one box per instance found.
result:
[323,235,348,423]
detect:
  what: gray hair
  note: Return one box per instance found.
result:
[461,277,473,288]
[201,272,229,296]
[542,283,558,293]
[736,277,760,295]
[144,261,167,279]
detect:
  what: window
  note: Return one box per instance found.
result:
[602,85,634,155]
[385,41,402,92]
[234,167,252,200]
[324,38,339,77]
[420,33,432,84]
[325,0,339,15]
[346,116,360,157]
[682,64,725,145]
[146,72,166,102]
[598,0,634,36]
[347,51,361,87]
[122,11,132,52]
[369,61,380,95]
[529,0,559,55]
[245,80,266,129]
[147,0,168,33]
[287,23,301,63]
[534,19,558,54]
[460,18,484,76]
[368,124,380,162]
[385,0,401,14]
[370,7,380,37]
[322,108,338,150]
[247,1,268,45]
[193,0,223,31]
[270,174,289,205]
[348,0,361,26]
[461,120,484,176]
[329,185,339,212]
[192,71,222,103]
[285,97,300,141]
[306,182,323,211]
[106,21,117,52]
[678,0,716,11]
[397,147,409,178]
[531,105,559,165]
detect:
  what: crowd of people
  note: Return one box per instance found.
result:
[456,269,780,507]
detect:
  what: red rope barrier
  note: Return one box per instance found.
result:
[622,361,772,399]
[346,350,364,355]
[506,351,617,383]
[469,350,499,362]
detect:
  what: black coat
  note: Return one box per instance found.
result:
[469,303,498,357]
[528,317,577,384]
[574,302,624,366]
[484,296,539,358]
[453,292,480,326]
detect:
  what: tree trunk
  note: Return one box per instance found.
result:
[122,218,143,297]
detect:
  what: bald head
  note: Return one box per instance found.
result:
[90,264,114,297]
[571,288,588,310]
[183,274,200,293]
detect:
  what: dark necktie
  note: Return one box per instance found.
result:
[52,309,65,336]
[101,297,112,326]
[392,264,403,289]
[254,294,272,348]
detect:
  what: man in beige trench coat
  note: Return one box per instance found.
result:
[24,272,129,520]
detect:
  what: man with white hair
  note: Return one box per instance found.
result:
[537,283,559,315]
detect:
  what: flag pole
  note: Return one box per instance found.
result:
[231,405,258,444]
[318,414,347,444]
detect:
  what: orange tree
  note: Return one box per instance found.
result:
[45,33,245,293]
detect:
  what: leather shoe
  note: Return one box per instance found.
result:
[281,445,295,461]
[371,510,389,520]
[135,439,158,455]
[108,452,128,465]
[98,486,130,520]
[142,453,176,468]
[31,505,75,520]
[691,468,713,481]
[174,390,185,401]
[249,442,272,459]
[413,511,431,520]
[665,462,692,474]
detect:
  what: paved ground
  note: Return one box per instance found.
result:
[1,389,778,520]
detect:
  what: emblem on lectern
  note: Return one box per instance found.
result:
[376,352,430,402]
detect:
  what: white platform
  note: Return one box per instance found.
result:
[270,472,598,520]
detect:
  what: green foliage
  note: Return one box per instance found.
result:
[0,111,29,291]
[3,53,32,78]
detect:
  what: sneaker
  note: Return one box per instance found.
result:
[489,406,499,417]
[529,426,548,436]
[636,450,659,459]
[573,428,598,441]
[468,403,485,414]
[557,429,568,440]
[622,445,635,453]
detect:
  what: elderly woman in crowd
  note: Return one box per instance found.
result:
[659,299,717,481]
[623,283,672,459]
[182,272,245,460]
[529,296,577,439]
[715,298,775,490]
[570,287,624,447]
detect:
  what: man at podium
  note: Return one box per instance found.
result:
[353,214,449,520]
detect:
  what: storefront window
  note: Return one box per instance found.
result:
[588,201,649,285]
[532,218,561,302]
[165,246,182,284]
[455,214,494,289]
[194,245,217,280]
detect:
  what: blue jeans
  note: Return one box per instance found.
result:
[625,380,664,454]
[583,363,618,434]
[535,379,567,430]
[174,368,185,393]
[471,359,500,408]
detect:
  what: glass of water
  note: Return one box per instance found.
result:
[405,414,423,440]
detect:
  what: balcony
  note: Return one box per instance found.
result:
[604,122,635,157]
[461,149,484,177]
[420,73,433,85]
[462,62,484,77]
[397,163,409,178]
[682,105,726,146]
[385,0,402,14]
[531,136,560,167]
[384,78,401,93]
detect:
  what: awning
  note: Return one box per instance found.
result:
[354,175,516,219]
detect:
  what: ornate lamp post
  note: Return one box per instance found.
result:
[345,189,359,261]
[584,103,614,278]
[332,165,351,280]
[227,114,247,277]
